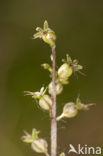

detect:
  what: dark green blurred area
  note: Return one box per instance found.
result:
[0,0,103,156]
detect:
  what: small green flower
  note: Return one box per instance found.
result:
[57,54,83,84]
[62,54,83,74]
[57,97,95,121]
[33,20,56,48]
[22,129,49,155]
[58,63,73,80]
[24,87,52,111]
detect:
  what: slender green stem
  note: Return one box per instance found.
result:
[51,47,57,156]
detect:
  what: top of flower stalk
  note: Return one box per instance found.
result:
[33,20,56,48]
[62,54,83,74]
[24,87,47,99]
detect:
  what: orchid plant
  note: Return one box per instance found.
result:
[22,21,94,156]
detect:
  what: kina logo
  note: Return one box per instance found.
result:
[68,144,101,155]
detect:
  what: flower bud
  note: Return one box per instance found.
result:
[41,63,52,73]
[57,102,78,121]
[31,138,48,154]
[58,63,73,80]
[39,95,52,111]
[48,81,63,95]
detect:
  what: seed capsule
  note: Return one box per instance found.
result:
[63,102,78,118]
[48,82,63,95]
[58,63,73,80]
[31,138,48,154]
[41,63,52,73]
[57,102,78,121]
[39,95,52,111]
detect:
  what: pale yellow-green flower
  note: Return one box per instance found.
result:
[33,20,56,48]
[22,129,49,155]
[24,87,52,111]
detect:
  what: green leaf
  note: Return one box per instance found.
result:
[43,20,48,30]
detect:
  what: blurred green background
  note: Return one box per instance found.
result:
[0,0,103,156]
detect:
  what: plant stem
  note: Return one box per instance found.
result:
[51,47,57,156]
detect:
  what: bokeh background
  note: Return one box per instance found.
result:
[0,0,103,156]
